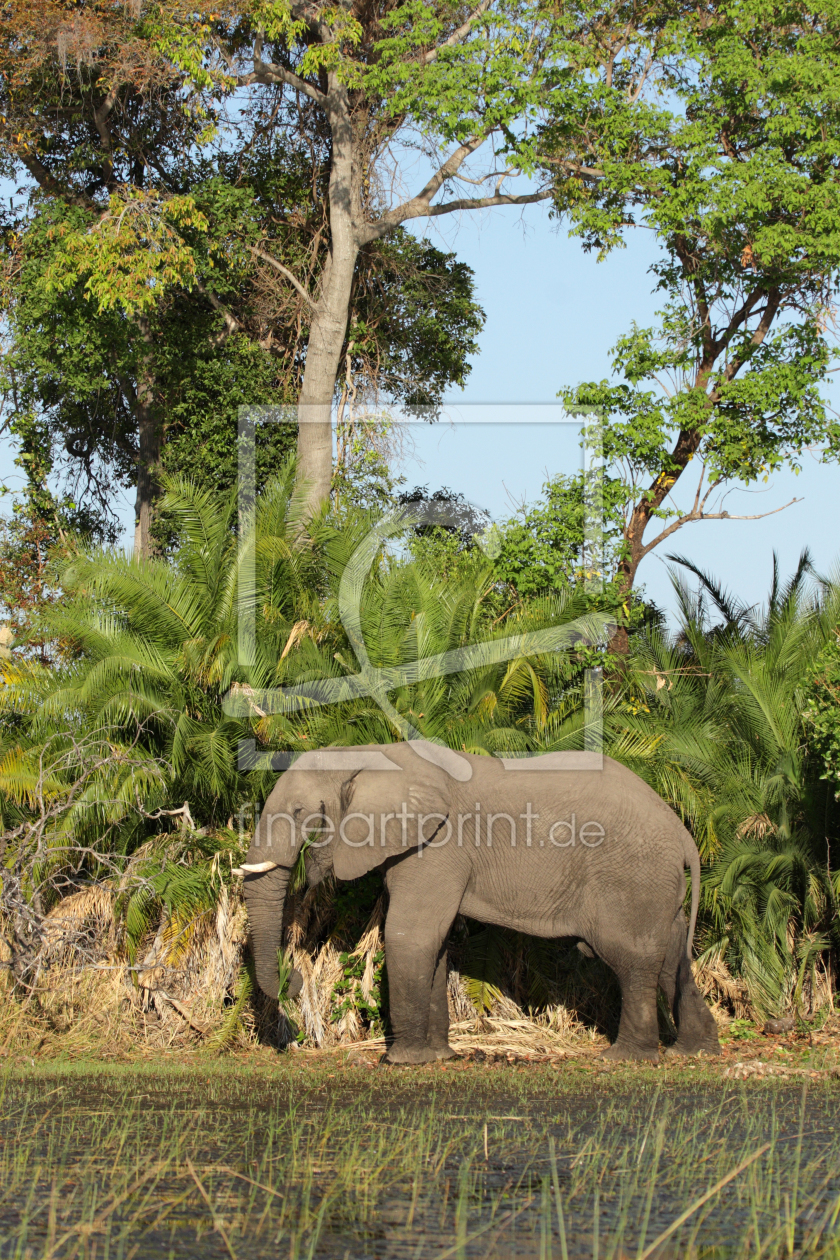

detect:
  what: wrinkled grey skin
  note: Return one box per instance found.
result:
[242,742,720,1063]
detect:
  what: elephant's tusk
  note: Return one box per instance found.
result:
[233,861,281,875]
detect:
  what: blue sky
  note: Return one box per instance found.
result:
[398,204,839,619]
[2,190,837,623]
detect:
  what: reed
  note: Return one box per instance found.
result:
[2,1060,840,1258]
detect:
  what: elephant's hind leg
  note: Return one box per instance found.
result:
[658,912,720,1056]
[595,932,664,1062]
[601,960,661,1062]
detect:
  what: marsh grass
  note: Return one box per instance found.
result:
[1,1060,840,1259]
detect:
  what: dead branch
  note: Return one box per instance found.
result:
[246,245,317,311]
[638,495,802,563]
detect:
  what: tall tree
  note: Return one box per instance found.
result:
[127,0,671,509]
[0,0,221,553]
[545,0,840,648]
[140,0,543,509]
[0,9,483,546]
[4,191,481,535]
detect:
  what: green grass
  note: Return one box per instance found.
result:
[1,1058,840,1258]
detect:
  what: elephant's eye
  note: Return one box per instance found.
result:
[293,806,303,819]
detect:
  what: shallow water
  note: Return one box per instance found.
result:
[2,1062,840,1258]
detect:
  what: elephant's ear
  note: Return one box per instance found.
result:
[333,762,452,881]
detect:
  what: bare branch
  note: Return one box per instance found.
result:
[247,245,318,312]
[627,51,656,104]
[541,157,606,180]
[141,801,195,829]
[420,0,493,64]
[714,289,782,392]
[364,134,489,238]
[192,279,246,346]
[18,151,98,212]
[237,34,326,105]
[638,495,801,562]
[363,173,553,240]
[450,165,525,187]
[423,186,553,219]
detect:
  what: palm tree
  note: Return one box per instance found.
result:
[617,554,840,1017]
[2,470,606,1032]
[2,463,331,830]
[0,464,334,999]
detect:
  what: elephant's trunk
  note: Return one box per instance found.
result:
[242,865,293,1000]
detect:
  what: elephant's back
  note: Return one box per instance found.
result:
[466,750,690,845]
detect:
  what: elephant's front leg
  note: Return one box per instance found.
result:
[427,948,454,1060]
[383,869,462,1065]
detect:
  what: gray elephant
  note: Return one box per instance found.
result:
[239,741,720,1062]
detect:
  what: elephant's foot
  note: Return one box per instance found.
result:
[430,1043,458,1061]
[664,1037,721,1059]
[601,1041,660,1064]
[384,1043,443,1065]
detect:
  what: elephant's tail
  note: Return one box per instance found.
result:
[684,834,701,961]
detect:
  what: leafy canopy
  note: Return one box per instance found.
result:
[545,0,840,588]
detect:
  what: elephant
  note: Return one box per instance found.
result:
[238,740,720,1063]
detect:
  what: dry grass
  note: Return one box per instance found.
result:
[694,946,835,1024]
[1,884,616,1060]
[344,1014,606,1061]
[4,871,835,1062]
[0,882,252,1058]
[694,950,756,1021]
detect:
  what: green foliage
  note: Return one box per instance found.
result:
[160,0,555,156]
[3,197,292,530]
[347,236,485,415]
[331,948,385,1026]
[0,723,171,900]
[806,624,840,796]
[615,555,840,1016]
[490,471,656,624]
[545,0,840,587]
[459,925,507,1014]
[332,414,406,513]
[567,319,833,509]
[3,186,483,531]
[492,472,622,598]
[206,966,255,1052]
[0,499,76,665]
[120,830,241,963]
[0,463,327,836]
[726,1019,759,1042]
[42,190,211,315]
[5,207,141,513]
[278,533,597,759]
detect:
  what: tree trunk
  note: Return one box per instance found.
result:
[132,318,161,559]
[609,512,646,657]
[133,399,160,558]
[294,75,360,515]
[296,245,358,514]
[608,432,704,655]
